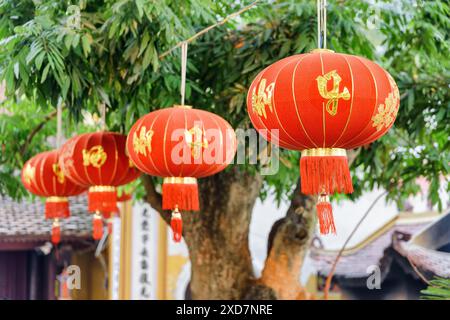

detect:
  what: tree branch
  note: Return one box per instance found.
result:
[323,190,388,299]
[19,109,59,156]
[259,179,315,299]
[141,174,171,224]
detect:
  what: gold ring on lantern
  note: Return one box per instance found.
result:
[310,48,335,54]
[89,186,116,193]
[163,177,197,185]
[52,218,60,227]
[173,105,193,109]
[301,148,347,157]
[318,194,330,203]
[46,196,68,203]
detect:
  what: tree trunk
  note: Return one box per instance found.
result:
[142,168,263,299]
[142,170,316,300]
[244,179,316,300]
[258,180,315,299]
[184,168,262,299]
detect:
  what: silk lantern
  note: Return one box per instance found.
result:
[59,131,141,239]
[21,150,86,244]
[126,105,237,242]
[247,49,400,234]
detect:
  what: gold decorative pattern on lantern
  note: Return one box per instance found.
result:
[133,126,154,156]
[185,125,208,159]
[82,145,107,168]
[316,70,351,116]
[52,163,65,184]
[251,78,275,119]
[23,163,36,185]
[372,75,400,131]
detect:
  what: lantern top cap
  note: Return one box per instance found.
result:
[310,48,335,54]
[173,104,193,109]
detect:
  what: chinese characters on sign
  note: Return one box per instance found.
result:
[131,203,157,300]
[138,208,152,299]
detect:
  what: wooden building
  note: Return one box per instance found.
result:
[310,210,450,299]
[0,195,108,300]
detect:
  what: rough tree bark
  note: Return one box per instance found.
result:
[142,166,316,300]
[250,180,315,300]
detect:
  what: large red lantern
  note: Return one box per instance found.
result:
[247,49,400,234]
[21,150,86,244]
[59,131,141,239]
[127,105,237,242]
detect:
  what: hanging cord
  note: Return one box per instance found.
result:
[323,190,388,299]
[56,99,63,148]
[317,0,327,49]
[180,41,188,105]
[99,102,106,131]
[159,0,261,59]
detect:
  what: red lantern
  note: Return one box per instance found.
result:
[247,49,400,234]
[127,105,236,242]
[59,131,141,239]
[21,150,86,244]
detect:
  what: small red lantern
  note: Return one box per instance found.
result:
[59,132,141,239]
[127,105,236,242]
[21,150,86,244]
[247,49,400,234]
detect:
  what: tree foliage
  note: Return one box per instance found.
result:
[421,277,450,300]
[0,0,448,209]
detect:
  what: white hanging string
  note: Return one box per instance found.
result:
[56,99,63,148]
[323,0,327,48]
[317,0,321,48]
[100,102,106,130]
[317,0,327,49]
[180,41,188,105]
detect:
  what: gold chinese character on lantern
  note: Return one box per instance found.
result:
[82,145,107,168]
[185,125,208,159]
[52,163,65,184]
[251,78,275,119]
[372,74,400,131]
[316,70,351,116]
[23,163,36,185]
[133,126,154,156]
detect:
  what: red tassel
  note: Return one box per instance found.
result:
[92,213,104,240]
[51,220,61,244]
[107,219,113,235]
[162,178,199,211]
[170,208,183,242]
[45,197,70,219]
[300,153,353,195]
[316,195,336,235]
[88,186,117,213]
[117,192,132,202]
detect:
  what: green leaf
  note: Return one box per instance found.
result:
[34,51,46,70]
[41,64,50,83]
[81,34,92,56]
[26,41,43,64]
[13,62,19,79]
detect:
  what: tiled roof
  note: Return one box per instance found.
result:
[0,194,92,242]
[393,210,450,278]
[310,213,439,279]
[394,241,450,278]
